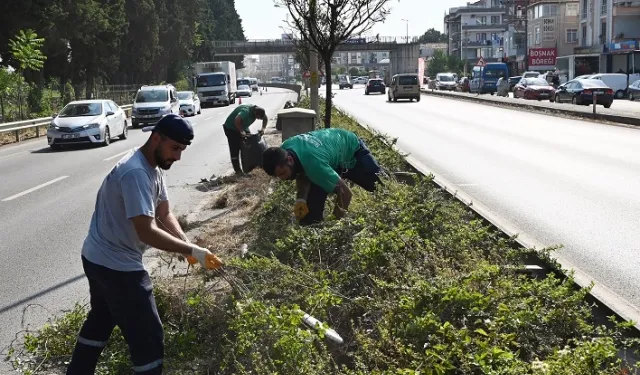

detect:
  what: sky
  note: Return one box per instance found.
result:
[235,0,472,40]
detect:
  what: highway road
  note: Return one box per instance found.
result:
[0,88,296,366]
[329,84,640,323]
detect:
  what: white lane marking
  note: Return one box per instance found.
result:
[205,116,213,120]
[2,175,69,202]
[0,151,26,161]
[104,149,134,161]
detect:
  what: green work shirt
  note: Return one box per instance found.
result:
[223,104,256,132]
[281,128,361,193]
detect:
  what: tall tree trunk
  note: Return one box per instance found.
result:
[323,58,333,128]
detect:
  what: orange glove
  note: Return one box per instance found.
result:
[188,245,224,270]
[293,199,309,220]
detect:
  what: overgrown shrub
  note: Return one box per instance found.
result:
[5,98,637,374]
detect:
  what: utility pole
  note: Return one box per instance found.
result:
[402,19,409,43]
[523,0,530,71]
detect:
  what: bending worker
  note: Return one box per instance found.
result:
[223,103,268,173]
[262,128,382,225]
[67,114,223,375]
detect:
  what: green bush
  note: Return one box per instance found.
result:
[5,98,637,374]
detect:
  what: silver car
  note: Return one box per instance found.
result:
[47,100,128,149]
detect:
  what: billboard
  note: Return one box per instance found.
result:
[528,48,557,69]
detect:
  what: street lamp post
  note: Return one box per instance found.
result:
[401,19,409,43]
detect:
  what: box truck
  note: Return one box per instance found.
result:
[193,61,237,107]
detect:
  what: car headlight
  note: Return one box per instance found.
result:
[48,123,58,130]
[159,106,172,114]
[83,123,100,129]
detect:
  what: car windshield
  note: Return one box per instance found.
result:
[198,74,226,87]
[399,76,418,85]
[369,80,383,84]
[438,75,454,82]
[177,92,192,100]
[581,79,607,88]
[484,69,506,78]
[526,78,548,86]
[237,79,251,86]
[59,103,103,117]
[135,90,168,103]
[239,85,250,90]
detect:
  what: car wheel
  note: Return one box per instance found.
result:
[615,90,625,99]
[554,94,560,103]
[630,93,635,101]
[103,127,111,146]
[119,120,128,140]
[604,102,612,108]
[365,90,369,95]
[416,95,421,102]
[572,96,578,105]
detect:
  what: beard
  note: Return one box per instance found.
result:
[154,147,175,170]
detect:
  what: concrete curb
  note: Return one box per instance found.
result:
[420,89,640,127]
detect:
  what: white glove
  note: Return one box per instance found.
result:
[188,245,223,270]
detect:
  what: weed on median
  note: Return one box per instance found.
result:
[4,98,639,374]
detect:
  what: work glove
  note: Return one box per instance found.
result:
[187,245,224,270]
[293,199,309,220]
[258,129,265,136]
[333,205,346,219]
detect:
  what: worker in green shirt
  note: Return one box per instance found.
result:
[223,104,268,173]
[262,128,382,225]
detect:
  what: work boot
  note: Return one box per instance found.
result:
[231,158,243,174]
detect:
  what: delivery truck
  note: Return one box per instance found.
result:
[193,61,237,107]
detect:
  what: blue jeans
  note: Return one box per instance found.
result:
[66,257,164,374]
[301,138,381,225]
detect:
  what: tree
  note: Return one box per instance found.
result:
[349,67,360,76]
[418,28,448,44]
[8,29,47,72]
[277,0,393,127]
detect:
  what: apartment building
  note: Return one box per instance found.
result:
[525,0,580,80]
[444,0,509,64]
[571,0,640,79]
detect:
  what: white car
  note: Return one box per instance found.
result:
[353,77,368,84]
[177,91,201,116]
[48,100,128,149]
[237,84,252,97]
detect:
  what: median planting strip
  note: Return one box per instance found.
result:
[421,88,640,127]
[5,99,639,374]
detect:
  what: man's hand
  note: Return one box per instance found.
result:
[293,199,309,220]
[240,131,249,138]
[258,129,265,136]
[188,245,224,270]
[333,205,347,219]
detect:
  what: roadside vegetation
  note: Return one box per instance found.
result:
[5,97,639,374]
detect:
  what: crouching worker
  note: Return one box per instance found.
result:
[262,128,382,225]
[223,104,268,174]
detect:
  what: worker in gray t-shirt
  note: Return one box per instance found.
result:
[67,114,223,375]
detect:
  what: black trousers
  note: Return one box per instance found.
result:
[66,256,164,375]
[223,126,243,172]
[301,138,382,225]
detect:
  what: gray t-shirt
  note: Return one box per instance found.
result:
[82,148,168,272]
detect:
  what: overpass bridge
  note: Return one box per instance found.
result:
[211,36,423,78]
[211,35,421,56]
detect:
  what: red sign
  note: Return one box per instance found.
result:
[528,48,557,67]
[302,70,325,78]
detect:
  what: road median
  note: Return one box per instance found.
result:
[5,98,638,374]
[421,88,640,127]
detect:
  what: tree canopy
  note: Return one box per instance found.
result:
[0,0,247,91]
[418,28,448,44]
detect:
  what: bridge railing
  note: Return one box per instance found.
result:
[211,36,422,48]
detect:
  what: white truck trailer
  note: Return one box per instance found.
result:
[193,61,237,107]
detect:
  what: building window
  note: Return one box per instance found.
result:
[535,26,541,44]
[491,15,500,24]
[528,32,532,46]
[566,29,578,43]
[566,3,579,16]
[479,16,487,24]
[582,0,588,18]
[601,0,608,14]
[600,22,607,43]
[581,25,587,45]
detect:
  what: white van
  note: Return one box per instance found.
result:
[131,84,180,128]
[436,73,457,91]
[589,73,638,99]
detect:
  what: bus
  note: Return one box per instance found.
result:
[469,62,509,94]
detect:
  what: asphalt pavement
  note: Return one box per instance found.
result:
[0,88,296,366]
[329,84,640,324]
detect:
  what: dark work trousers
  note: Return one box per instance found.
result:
[223,125,243,173]
[66,256,164,375]
[301,138,382,225]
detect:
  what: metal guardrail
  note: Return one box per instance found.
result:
[0,104,133,143]
[211,35,422,48]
